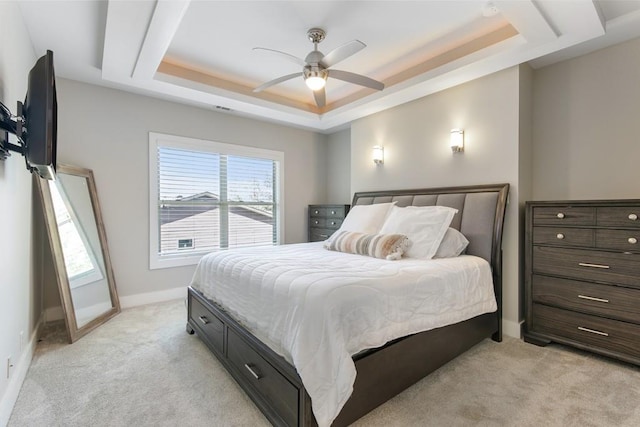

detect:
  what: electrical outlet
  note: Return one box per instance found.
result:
[6,357,13,379]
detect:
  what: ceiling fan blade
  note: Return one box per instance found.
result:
[313,87,326,108]
[253,73,301,92]
[252,47,306,67]
[328,69,384,91]
[319,40,365,68]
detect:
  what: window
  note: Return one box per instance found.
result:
[149,133,284,269]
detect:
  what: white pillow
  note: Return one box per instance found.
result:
[434,228,469,258]
[379,205,457,259]
[326,202,396,244]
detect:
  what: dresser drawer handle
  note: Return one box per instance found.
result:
[578,295,609,303]
[629,213,638,221]
[331,210,336,215]
[198,316,209,325]
[556,212,565,219]
[556,233,565,240]
[244,363,261,380]
[629,237,638,244]
[330,221,336,225]
[314,210,319,215]
[577,326,609,337]
[314,220,319,225]
[578,262,610,269]
[319,234,329,238]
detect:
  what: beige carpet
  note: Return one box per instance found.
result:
[9,300,640,426]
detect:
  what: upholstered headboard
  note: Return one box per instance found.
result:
[352,183,509,337]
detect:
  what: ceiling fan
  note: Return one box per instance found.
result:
[252,28,385,108]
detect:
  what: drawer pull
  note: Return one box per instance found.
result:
[331,210,336,215]
[578,262,610,269]
[557,212,565,219]
[314,220,319,225]
[629,237,638,244]
[330,221,336,225]
[577,326,609,337]
[556,233,565,240]
[244,363,261,380]
[629,213,638,221]
[314,210,319,215]
[578,295,609,303]
[319,234,329,238]
[198,316,209,325]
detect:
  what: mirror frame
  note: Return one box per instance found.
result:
[37,164,120,342]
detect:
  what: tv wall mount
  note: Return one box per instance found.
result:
[0,100,29,170]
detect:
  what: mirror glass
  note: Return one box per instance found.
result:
[38,164,120,342]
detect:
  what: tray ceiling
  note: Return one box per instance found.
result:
[18,0,640,132]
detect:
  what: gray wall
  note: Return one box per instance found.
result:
[326,128,351,204]
[349,67,524,337]
[0,2,39,421]
[47,79,327,308]
[532,36,640,200]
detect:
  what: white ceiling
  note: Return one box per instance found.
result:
[17,0,640,133]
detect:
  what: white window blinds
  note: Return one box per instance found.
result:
[149,133,283,269]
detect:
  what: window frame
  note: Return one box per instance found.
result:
[149,132,284,269]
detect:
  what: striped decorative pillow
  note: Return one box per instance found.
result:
[326,231,411,260]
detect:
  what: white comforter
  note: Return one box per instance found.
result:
[190,242,496,427]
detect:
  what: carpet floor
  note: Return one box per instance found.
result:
[8,299,640,426]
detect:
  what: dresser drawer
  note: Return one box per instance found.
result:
[310,217,326,228]
[326,206,347,218]
[533,206,595,226]
[309,207,327,217]
[532,227,594,247]
[189,297,224,355]
[309,228,334,242]
[532,304,640,360]
[532,246,640,289]
[325,218,342,229]
[597,206,640,228]
[532,275,640,324]
[227,329,299,427]
[595,229,640,252]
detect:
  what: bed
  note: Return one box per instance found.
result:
[186,183,509,426]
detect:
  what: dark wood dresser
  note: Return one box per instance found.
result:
[524,200,640,365]
[308,204,349,242]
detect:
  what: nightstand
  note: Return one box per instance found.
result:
[308,204,350,242]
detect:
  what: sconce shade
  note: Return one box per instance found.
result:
[450,129,464,152]
[373,146,384,164]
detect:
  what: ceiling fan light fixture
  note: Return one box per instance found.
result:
[304,68,328,91]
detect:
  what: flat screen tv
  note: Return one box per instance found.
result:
[0,50,58,180]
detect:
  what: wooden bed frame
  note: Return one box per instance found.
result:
[186,183,509,426]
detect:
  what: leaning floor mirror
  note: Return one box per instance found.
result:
[37,164,120,342]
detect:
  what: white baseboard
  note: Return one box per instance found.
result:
[502,318,522,339]
[42,287,188,325]
[0,318,41,427]
[120,286,187,309]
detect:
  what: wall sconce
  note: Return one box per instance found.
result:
[450,129,464,153]
[372,146,384,164]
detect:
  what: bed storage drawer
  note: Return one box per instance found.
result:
[189,297,224,355]
[227,328,299,427]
